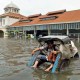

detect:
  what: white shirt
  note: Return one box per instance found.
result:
[39,45,54,56]
[70,41,78,57]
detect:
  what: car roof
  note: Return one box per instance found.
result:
[38,35,70,44]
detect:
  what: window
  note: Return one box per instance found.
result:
[0,18,2,22]
[3,19,5,25]
[40,16,57,21]
[19,19,32,23]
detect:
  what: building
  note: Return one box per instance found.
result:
[11,9,80,38]
[0,2,27,38]
[0,2,80,38]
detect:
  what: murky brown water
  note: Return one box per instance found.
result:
[0,38,80,80]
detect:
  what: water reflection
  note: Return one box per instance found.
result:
[32,69,68,80]
[32,68,80,80]
[0,38,80,80]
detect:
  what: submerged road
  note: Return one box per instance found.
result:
[0,38,80,80]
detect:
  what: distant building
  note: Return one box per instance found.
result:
[0,2,27,38]
[11,9,80,38]
[0,2,80,38]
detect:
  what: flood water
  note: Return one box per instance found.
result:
[0,38,80,80]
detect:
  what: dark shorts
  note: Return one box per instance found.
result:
[36,55,54,64]
[36,55,47,62]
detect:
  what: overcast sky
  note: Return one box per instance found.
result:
[0,0,80,16]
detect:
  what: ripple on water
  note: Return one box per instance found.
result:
[0,38,80,80]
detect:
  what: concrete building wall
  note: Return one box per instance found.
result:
[0,16,19,38]
[0,16,19,27]
[8,17,19,25]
